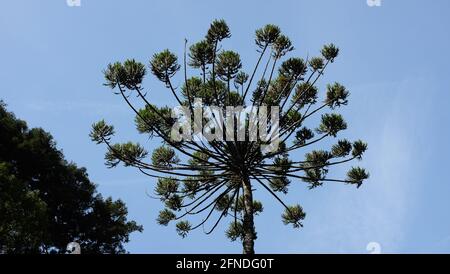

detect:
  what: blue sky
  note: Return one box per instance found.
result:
[1,0,450,253]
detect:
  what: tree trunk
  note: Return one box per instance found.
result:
[242,177,256,254]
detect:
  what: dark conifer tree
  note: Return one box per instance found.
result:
[0,102,142,254]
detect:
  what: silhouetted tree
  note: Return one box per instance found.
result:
[91,20,368,254]
[0,101,142,254]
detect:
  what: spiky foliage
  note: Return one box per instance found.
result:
[91,20,368,254]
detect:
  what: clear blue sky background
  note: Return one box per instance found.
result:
[1,0,450,253]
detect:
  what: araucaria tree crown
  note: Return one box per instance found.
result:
[91,19,369,254]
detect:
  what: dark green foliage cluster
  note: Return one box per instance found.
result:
[0,102,142,254]
[136,104,174,136]
[105,142,148,168]
[206,19,231,43]
[282,205,306,228]
[216,51,242,82]
[151,146,180,167]
[150,50,180,86]
[255,24,281,49]
[104,59,146,89]
[91,19,368,254]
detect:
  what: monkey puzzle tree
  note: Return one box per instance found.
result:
[91,20,368,254]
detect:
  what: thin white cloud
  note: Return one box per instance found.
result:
[23,100,127,115]
[282,76,432,253]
